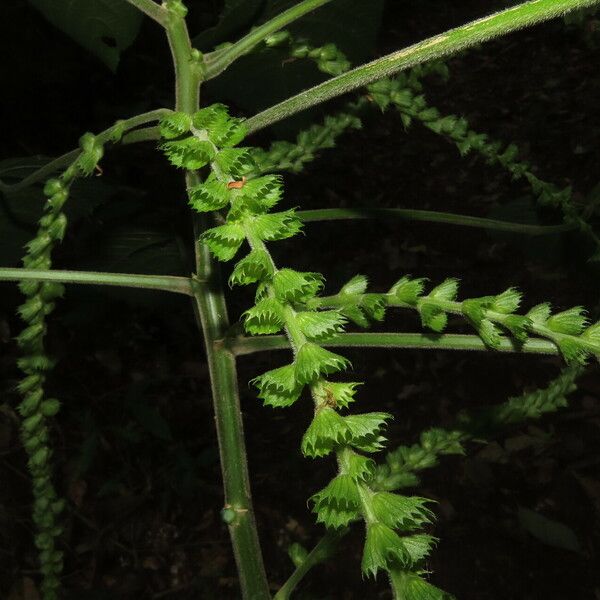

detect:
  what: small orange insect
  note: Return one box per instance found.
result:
[227,176,247,189]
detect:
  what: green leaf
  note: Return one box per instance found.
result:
[201,222,246,261]
[295,343,350,384]
[272,269,324,303]
[243,297,285,335]
[371,493,434,531]
[296,310,346,341]
[344,412,392,452]
[229,248,273,286]
[517,507,582,553]
[252,364,303,408]
[28,0,143,71]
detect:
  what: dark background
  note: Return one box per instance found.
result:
[1,1,599,598]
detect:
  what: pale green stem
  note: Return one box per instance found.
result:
[0,109,171,194]
[229,332,560,356]
[297,207,573,235]
[273,529,346,600]
[163,4,271,597]
[204,0,335,79]
[0,268,194,295]
[124,0,168,26]
[244,0,600,133]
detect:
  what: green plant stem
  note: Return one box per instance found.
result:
[244,0,600,133]
[273,529,345,600]
[122,125,162,145]
[297,207,573,235]
[164,6,270,598]
[125,0,168,25]
[0,109,171,194]
[0,268,194,295]
[230,332,560,356]
[204,0,335,79]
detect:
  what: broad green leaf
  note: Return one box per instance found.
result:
[28,0,143,71]
[517,507,582,553]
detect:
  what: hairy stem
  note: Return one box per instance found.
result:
[164,5,270,598]
[0,109,171,194]
[244,0,600,133]
[0,268,194,295]
[125,0,168,25]
[204,0,335,79]
[297,207,573,235]
[273,530,345,600]
[230,332,560,356]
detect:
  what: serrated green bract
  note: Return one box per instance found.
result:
[527,303,551,325]
[342,451,376,481]
[419,303,448,333]
[296,310,346,341]
[301,406,351,458]
[362,523,436,577]
[390,276,427,305]
[301,408,391,458]
[205,111,247,148]
[492,287,522,313]
[243,298,285,335]
[159,112,192,139]
[476,319,503,349]
[344,412,392,452]
[161,137,215,169]
[295,343,350,384]
[371,493,433,531]
[188,179,230,212]
[340,274,369,295]
[428,278,459,301]
[239,175,284,210]
[192,103,228,131]
[252,364,304,408]
[362,295,387,321]
[582,322,600,344]
[322,381,362,409]
[502,314,530,343]
[314,503,361,529]
[201,223,246,261]
[229,249,273,286]
[247,210,303,242]
[546,306,587,335]
[361,522,410,577]
[215,148,255,178]
[311,474,361,509]
[272,269,324,303]
[557,337,588,364]
[391,571,454,600]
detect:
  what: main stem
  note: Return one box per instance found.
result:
[164,7,270,599]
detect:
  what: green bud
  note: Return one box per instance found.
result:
[221,507,236,524]
[264,31,290,47]
[43,179,64,198]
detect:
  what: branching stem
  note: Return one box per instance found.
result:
[0,268,194,295]
[297,207,573,235]
[204,0,335,79]
[244,0,600,133]
[124,0,168,26]
[230,332,560,356]
[0,109,171,194]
